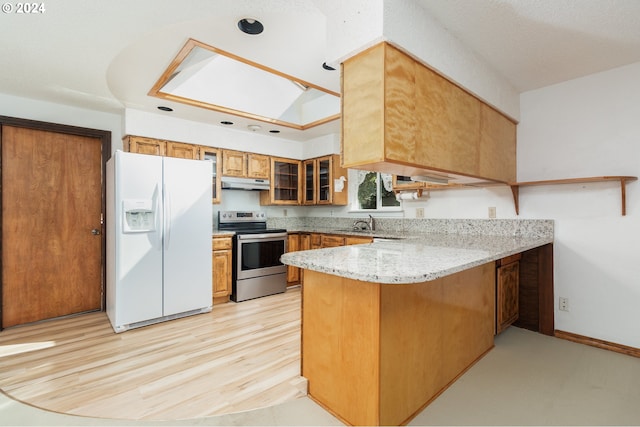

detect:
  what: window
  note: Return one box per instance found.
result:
[353,171,401,211]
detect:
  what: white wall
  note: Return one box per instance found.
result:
[517,61,640,348]
[321,0,520,120]
[0,93,123,150]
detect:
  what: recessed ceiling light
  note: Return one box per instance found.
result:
[248,124,262,132]
[220,120,234,125]
[322,62,336,71]
[157,106,173,112]
[269,130,280,134]
[238,18,263,35]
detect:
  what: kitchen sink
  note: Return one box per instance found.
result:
[334,228,371,233]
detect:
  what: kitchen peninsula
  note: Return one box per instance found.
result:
[281,226,553,426]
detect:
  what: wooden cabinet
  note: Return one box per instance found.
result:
[302,159,316,205]
[290,232,373,286]
[199,146,222,204]
[345,236,373,245]
[247,153,270,179]
[260,157,301,205]
[166,141,198,159]
[222,150,246,176]
[212,236,233,304]
[124,136,198,159]
[342,42,516,184]
[222,150,270,178]
[496,253,521,334]
[302,155,348,205]
[124,135,165,156]
[321,235,344,248]
[300,233,312,251]
[286,233,301,286]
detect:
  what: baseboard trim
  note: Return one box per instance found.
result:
[555,330,640,358]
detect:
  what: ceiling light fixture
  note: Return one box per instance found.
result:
[220,120,234,125]
[248,124,262,132]
[237,18,263,35]
[269,130,280,134]
[157,106,173,112]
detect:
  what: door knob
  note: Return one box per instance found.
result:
[91,229,101,235]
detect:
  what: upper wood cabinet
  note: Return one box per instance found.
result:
[198,146,222,204]
[247,153,270,179]
[222,150,246,177]
[341,42,516,184]
[124,136,198,159]
[123,135,165,156]
[303,155,348,206]
[222,149,270,179]
[166,141,198,159]
[260,157,301,205]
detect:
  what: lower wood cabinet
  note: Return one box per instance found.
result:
[286,233,301,286]
[212,236,233,304]
[321,235,344,248]
[345,236,374,245]
[496,253,521,334]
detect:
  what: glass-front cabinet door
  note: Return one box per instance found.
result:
[302,159,316,205]
[199,146,222,204]
[317,156,332,204]
[268,157,301,205]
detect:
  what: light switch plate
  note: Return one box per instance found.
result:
[488,207,496,219]
[416,208,424,218]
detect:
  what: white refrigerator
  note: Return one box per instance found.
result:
[106,150,212,333]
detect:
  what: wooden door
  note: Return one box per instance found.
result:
[2,125,103,327]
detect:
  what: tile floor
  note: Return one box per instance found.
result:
[1,327,639,426]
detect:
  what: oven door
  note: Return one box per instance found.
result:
[236,232,287,280]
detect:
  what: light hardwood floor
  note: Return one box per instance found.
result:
[0,287,306,421]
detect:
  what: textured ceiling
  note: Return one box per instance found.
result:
[1,0,639,140]
[417,0,640,91]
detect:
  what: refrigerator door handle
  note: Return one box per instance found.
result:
[155,186,163,249]
[164,184,172,250]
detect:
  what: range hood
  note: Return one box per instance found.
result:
[221,176,270,191]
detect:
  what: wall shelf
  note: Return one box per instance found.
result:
[509,176,638,216]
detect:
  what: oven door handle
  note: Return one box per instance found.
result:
[236,232,288,241]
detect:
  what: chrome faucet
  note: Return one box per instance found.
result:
[353,214,375,231]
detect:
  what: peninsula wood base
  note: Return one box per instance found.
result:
[301,264,495,426]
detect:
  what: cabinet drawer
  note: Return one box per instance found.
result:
[212,237,232,251]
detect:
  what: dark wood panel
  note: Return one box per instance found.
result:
[515,244,554,336]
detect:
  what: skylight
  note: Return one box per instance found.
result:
[149,39,340,130]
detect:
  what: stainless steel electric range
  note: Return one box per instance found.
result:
[217,211,288,302]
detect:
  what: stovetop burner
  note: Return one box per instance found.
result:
[217,210,286,234]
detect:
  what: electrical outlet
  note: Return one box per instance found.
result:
[283,208,288,217]
[559,297,569,312]
[488,207,496,219]
[416,207,425,218]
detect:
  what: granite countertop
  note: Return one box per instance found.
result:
[280,233,553,284]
